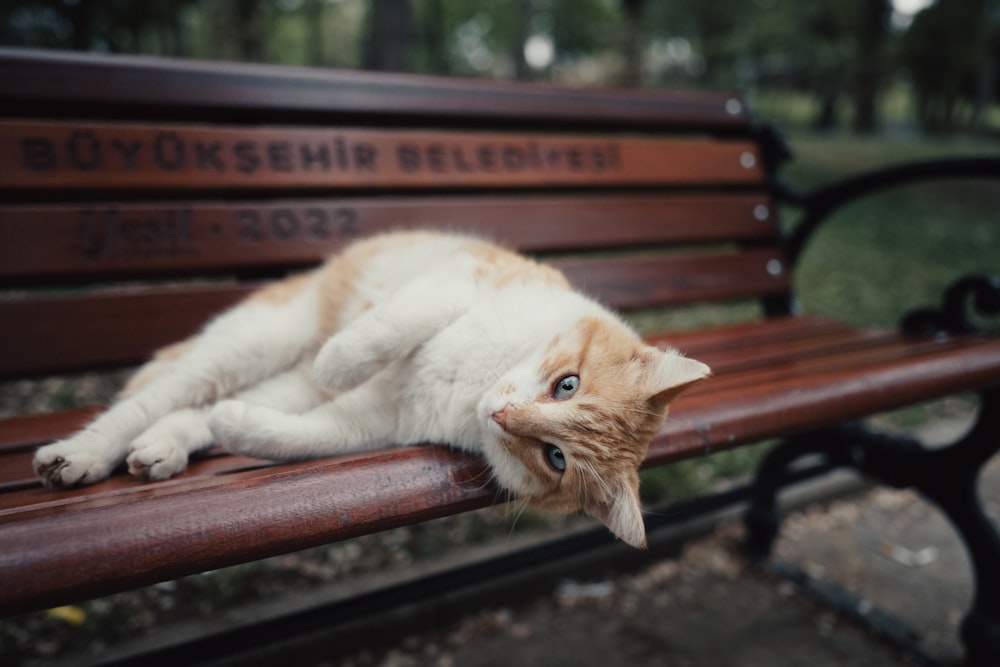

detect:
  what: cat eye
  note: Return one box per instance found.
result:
[544,444,566,472]
[552,374,580,400]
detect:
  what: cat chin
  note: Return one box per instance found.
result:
[477,437,548,500]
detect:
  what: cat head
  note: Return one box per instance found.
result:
[479,315,710,548]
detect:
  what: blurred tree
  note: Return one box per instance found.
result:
[408,0,619,79]
[0,0,197,53]
[229,0,267,61]
[303,0,325,66]
[363,0,414,71]
[901,0,994,132]
[852,0,891,133]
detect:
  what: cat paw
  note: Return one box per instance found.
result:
[34,441,116,489]
[127,439,189,481]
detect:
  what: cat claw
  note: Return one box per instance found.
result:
[34,445,113,489]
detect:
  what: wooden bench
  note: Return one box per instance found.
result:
[1,49,999,664]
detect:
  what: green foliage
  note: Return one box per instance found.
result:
[900,0,1000,132]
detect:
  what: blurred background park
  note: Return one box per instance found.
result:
[1,0,999,136]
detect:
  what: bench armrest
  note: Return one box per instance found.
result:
[779,156,1000,269]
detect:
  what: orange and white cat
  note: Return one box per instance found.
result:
[34,231,709,547]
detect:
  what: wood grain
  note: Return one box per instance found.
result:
[0,49,750,131]
[0,194,776,284]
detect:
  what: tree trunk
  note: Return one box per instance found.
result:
[621,0,644,87]
[363,0,414,72]
[853,0,890,134]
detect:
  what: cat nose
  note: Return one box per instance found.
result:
[491,408,508,432]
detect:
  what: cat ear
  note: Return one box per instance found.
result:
[643,348,711,409]
[586,471,647,549]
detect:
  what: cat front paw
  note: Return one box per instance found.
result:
[127,439,189,481]
[34,441,116,489]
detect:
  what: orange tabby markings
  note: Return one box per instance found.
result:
[464,239,570,290]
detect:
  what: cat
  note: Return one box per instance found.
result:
[34,230,710,548]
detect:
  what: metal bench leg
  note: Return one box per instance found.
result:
[743,429,853,559]
[743,388,1000,665]
[794,390,1000,666]
[899,388,1000,667]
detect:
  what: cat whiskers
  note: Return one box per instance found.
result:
[504,497,531,543]
[458,462,500,495]
[577,457,612,507]
[622,405,672,420]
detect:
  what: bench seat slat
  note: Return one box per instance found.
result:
[1,321,998,615]
[652,334,1000,465]
[1,329,992,495]
[0,194,775,283]
[0,121,762,191]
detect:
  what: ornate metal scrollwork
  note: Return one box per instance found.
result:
[901,274,1000,336]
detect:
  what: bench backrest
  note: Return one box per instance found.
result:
[0,49,789,381]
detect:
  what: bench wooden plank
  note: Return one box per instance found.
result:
[0,409,100,457]
[1,121,762,191]
[2,327,998,616]
[553,248,790,309]
[0,49,751,130]
[0,248,789,378]
[0,194,775,283]
[0,286,254,378]
[653,335,1000,465]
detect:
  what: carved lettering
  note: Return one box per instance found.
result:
[233,206,359,244]
[336,207,359,236]
[476,146,496,171]
[452,146,474,172]
[22,138,56,171]
[67,130,102,171]
[397,144,421,173]
[353,144,377,171]
[334,137,350,169]
[502,146,526,171]
[267,142,294,172]
[111,139,142,170]
[77,206,196,261]
[195,141,226,172]
[17,127,625,181]
[271,209,299,239]
[237,210,263,243]
[153,132,186,171]
[234,141,260,174]
[426,144,447,172]
[300,143,331,171]
[306,208,330,239]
